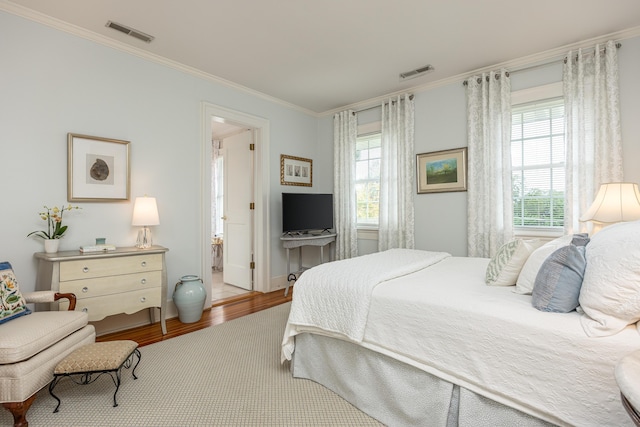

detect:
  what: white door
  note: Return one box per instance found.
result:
[222,130,253,290]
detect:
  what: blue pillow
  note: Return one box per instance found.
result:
[532,236,589,313]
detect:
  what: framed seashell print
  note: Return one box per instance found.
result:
[67,133,130,202]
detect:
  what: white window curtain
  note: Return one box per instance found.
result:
[563,40,624,234]
[379,94,415,251]
[333,110,358,260]
[465,70,512,257]
[211,139,222,238]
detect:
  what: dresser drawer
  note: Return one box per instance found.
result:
[36,246,168,335]
[59,254,163,281]
[59,271,162,299]
[59,289,162,321]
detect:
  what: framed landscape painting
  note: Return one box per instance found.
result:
[416,147,467,194]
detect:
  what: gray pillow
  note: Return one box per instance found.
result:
[532,235,589,313]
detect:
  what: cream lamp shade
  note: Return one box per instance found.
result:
[580,182,640,234]
[132,196,159,248]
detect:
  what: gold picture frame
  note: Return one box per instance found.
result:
[416,147,467,194]
[67,133,131,202]
[280,154,312,187]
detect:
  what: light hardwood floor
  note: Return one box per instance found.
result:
[96,287,292,346]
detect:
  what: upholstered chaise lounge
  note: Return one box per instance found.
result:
[1,280,95,427]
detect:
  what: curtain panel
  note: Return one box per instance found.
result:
[379,94,415,251]
[333,110,358,260]
[465,70,512,258]
[563,40,624,234]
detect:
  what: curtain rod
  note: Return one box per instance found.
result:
[352,94,414,115]
[515,41,622,73]
[462,42,621,86]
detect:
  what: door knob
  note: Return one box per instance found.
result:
[222,216,227,220]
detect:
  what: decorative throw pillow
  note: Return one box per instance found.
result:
[485,239,540,286]
[515,234,587,295]
[531,234,589,313]
[579,221,640,337]
[0,262,31,324]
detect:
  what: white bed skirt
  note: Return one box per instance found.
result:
[292,333,554,427]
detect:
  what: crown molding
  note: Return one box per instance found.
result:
[0,0,320,117]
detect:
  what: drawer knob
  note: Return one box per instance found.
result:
[140,297,146,303]
[141,278,147,284]
[82,287,88,293]
[82,267,89,273]
[141,261,147,267]
[82,308,88,313]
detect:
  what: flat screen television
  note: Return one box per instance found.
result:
[282,193,334,234]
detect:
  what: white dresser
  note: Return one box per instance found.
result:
[34,245,168,334]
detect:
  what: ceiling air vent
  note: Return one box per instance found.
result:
[105,21,155,43]
[399,64,434,81]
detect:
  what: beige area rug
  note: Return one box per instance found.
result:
[0,303,383,426]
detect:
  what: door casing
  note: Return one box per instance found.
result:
[201,102,270,303]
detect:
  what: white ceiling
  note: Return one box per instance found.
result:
[4,0,640,114]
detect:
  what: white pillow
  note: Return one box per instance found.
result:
[485,239,539,286]
[514,235,574,294]
[579,221,640,337]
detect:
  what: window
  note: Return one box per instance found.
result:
[355,133,381,227]
[511,97,565,230]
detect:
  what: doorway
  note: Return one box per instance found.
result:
[200,103,271,305]
[211,123,253,301]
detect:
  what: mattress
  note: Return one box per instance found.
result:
[284,255,640,426]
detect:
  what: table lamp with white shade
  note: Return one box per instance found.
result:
[580,182,640,234]
[132,196,160,249]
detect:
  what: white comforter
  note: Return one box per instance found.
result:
[281,249,450,361]
[282,253,640,427]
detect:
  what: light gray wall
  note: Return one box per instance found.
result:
[618,36,640,186]
[320,35,640,257]
[0,11,319,295]
[2,8,638,296]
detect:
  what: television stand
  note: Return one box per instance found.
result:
[280,233,337,296]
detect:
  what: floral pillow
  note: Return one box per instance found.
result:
[485,238,540,286]
[0,262,31,324]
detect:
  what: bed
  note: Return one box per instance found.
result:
[281,221,640,426]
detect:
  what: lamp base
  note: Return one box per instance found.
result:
[136,227,153,249]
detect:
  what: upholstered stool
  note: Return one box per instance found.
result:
[48,340,141,412]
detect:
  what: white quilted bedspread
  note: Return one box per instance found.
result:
[362,256,640,427]
[281,249,450,361]
[281,252,640,426]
